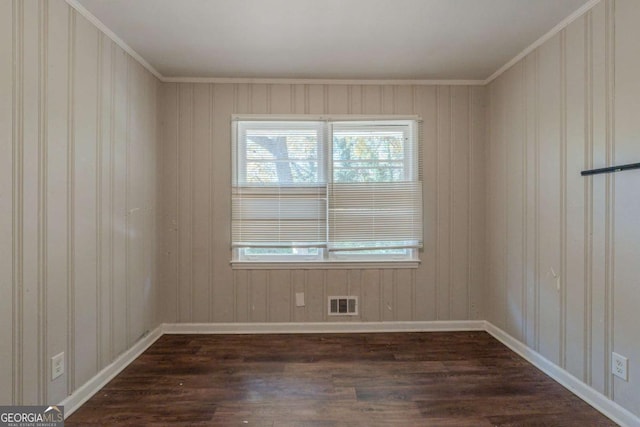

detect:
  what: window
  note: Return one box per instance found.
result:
[232,118,422,264]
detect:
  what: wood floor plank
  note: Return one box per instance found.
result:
[66,332,617,426]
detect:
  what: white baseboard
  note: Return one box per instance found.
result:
[161,320,485,334]
[485,321,640,427]
[59,320,639,427]
[59,325,163,419]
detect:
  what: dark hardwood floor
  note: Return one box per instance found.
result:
[66,332,617,426]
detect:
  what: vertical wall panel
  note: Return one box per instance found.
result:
[127,62,149,343]
[234,270,249,322]
[45,0,69,404]
[436,86,452,319]
[159,83,178,323]
[360,270,380,321]
[588,1,607,393]
[414,86,437,320]
[126,62,138,342]
[349,85,362,114]
[268,270,291,323]
[292,270,305,322]
[111,47,129,357]
[293,85,306,114]
[191,84,211,322]
[269,84,292,114]
[362,86,382,115]
[469,86,486,320]
[177,83,193,321]
[211,84,235,321]
[451,86,471,320]
[147,70,159,332]
[327,85,348,114]
[306,85,324,114]
[305,270,325,322]
[0,0,14,406]
[524,53,538,349]
[485,77,499,327]
[98,34,113,370]
[249,270,268,322]
[564,15,587,379]
[235,83,250,113]
[381,270,394,321]
[72,13,99,389]
[489,75,507,330]
[251,84,268,114]
[536,34,562,365]
[348,270,361,321]
[395,270,413,321]
[382,85,394,114]
[20,0,41,404]
[613,0,640,415]
[504,63,525,340]
[394,86,413,115]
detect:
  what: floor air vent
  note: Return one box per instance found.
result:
[328,296,358,316]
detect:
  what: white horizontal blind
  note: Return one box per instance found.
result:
[328,122,422,252]
[232,186,326,247]
[327,182,422,250]
[232,121,326,248]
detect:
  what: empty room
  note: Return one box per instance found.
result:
[1,0,639,425]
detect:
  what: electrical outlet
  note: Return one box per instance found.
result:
[295,292,305,307]
[51,352,64,381]
[612,352,628,381]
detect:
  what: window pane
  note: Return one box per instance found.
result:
[333,128,406,183]
[244,128,321,185]
[246,160,319,184]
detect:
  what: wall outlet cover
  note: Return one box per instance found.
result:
[51,352,64,381]
[612,352,628,381]
[295,292,305,307]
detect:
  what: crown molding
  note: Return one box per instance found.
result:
[64,0,163,80]
[483,0,601,85]
[161,76,485,85]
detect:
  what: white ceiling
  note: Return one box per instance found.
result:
[76,0,591,80]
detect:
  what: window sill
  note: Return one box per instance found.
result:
[230,260,420,270]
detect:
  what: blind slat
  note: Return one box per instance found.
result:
[232,188,327,247]
[327,181,423,250]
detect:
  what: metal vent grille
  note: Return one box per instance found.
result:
[328,296,358,316]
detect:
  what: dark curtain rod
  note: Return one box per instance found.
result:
[581,162,640,176]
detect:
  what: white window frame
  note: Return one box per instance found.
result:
[327,120,418,262]
[231,115,421,267]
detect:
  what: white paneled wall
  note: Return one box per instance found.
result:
[159,83,487,324]
[0,0,159,406]
[486,0,640,416]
